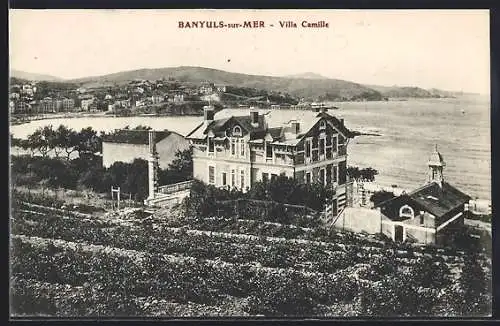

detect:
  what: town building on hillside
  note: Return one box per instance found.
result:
[80,96,95,111]
[114,99,131,108]
[9,101,15,114]
[39,97,57,113]
[376,145,471,244]
[169,93,185,103]
[215,84,226,93]
[55,98,76,112]
[151,94,164,104]
[186,106,354,215]
[12,102,32,114]
[199,82,214,95]
[21,84,34,96]
[102,129,190,169]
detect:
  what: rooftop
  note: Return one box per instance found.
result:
[408,181,471,217]
[186,108,353,144]
[102,129,171,145]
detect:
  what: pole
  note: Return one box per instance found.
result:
[117,187,120,210]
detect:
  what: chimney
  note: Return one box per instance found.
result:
[290,121,300,134]
[148,129,156,155]
[419,211,425,224]
[340,118,344,126]
[250,108,259,127]
[204,105,214,122]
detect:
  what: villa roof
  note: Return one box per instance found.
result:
[186,108,354,144]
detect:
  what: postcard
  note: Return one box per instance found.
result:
[9,9,491,318]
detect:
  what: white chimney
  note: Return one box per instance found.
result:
[204,105,214,122]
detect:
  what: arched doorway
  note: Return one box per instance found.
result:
[394,225,404,242]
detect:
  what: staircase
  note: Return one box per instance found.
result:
[144,180,193,207]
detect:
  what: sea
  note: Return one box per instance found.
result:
[10,96,491,201]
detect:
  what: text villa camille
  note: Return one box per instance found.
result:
[178,20,329,29]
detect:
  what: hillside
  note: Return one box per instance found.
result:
[286,72,329,79]
[71,66,383,101]
[12,66,475,100]
[365,84,464,98]
[10,69,64,82]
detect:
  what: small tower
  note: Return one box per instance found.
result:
[427,144,445,187]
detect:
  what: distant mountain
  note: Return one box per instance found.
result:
[12,66,478,100]
[71,66,383,101]
[286,72,329,80]
[10,69,64,82]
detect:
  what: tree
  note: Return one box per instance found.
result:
[75,127,101,159]
[347,166,361,181]
[27,127,51,157]
[158,148,193,185]
[370,190,396,206]
[360,167,378,182]
[55,125,79,160]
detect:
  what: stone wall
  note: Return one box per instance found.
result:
[332,207,384,234]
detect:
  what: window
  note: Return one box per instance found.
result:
[231,169,236,187]
[222,172,227,186]
[332,165,338,183]
[271,174,278,181]
[266,142,273,158]
[231,138,236,156]
[240,170,245,189]
[240,139,245,157]
[332,135,338,152]
[208,166,215,184]
[338,161,346,185]
[399,205,415,219]
[319,120,326,130]
[320,169,326,185]
[305,139,311,158]
[306,172,311,184]
[233,125,242,137]
[208,137,214,153]
[262,173,269,183]
[319,138,325,155]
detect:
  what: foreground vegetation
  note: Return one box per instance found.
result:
[10,188,491,317]
[11,124,193,201]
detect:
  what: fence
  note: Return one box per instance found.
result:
[157,180,194,195]
[214,198,321,227]
[11,184,143,211]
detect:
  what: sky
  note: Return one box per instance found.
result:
[9,9,490,94]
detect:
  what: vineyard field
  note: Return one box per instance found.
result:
[10,198,492,317]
